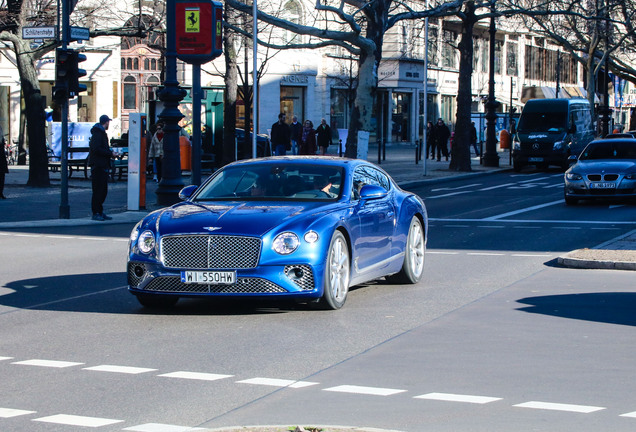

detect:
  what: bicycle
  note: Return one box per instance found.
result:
[4,140,16,166]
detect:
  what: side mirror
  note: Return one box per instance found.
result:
[359,184,388,201]
[178,185,198,201]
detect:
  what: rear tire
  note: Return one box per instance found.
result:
[386,216,425,284]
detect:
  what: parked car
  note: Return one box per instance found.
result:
[564,138,636,205]
[127,157,428,310]
[235,128,271,158]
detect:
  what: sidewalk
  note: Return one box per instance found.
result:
[1,144,634,270]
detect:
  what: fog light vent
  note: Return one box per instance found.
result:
[284,265,314,291]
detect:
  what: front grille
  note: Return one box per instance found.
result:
[144,276,286,294]
[161,235,261,269]
[587,174,619,181]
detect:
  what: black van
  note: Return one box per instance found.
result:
[512,98,595,171]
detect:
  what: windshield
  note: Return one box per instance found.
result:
[517,111,567,133]
[579,141,636,160]
[193,163,344,201]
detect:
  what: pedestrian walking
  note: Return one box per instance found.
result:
[271,113,291,156]
[88,114,116,221]
[289,115,302,155]
[148,123,164,182]
[0,124,7,199]
[426,121,436,159]
[433,118,450,161]
[470,121,480,156]
[299,120,317,155]
[316,118,333,155]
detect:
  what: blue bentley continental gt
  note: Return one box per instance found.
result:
[128,157,427,310]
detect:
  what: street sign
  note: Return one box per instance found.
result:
[175,0,222,64]
[22,26,56,39]
[70,26,90,41]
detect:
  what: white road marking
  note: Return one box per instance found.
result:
[323,385,406,396]
[479,183,516,191]
[427,251,460,255]
[0,408,36,418]
[511,253,553,257]
[13,359,83,368]
[33,414,124,427]
[237,377,319,388]
[514,401,605,413]
[432,183,482,192]
[553,226,582,230]
[484,200,564,220]
[83,365,157,374]
[445,224,471,228]
[429,217,634,224]
[512,226,542,229]
[158,371,233,381]
[476,225,506,228]
[427,191,473,199]
[414,392,502,404]
[123,423,206,431]
[619,411,636,418]
[467,252,505,256]
[0,356,13,361]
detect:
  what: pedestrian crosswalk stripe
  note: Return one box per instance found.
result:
[33,414,124,427]
[415,393,501,404]
[12,359,84,368]
[158,371,233,381]
[514,401,605,413]
[0,408,36,418]
[83,365,158,374]
[123,423,206,431]
[237,377,319,388]
[323,385,406,396]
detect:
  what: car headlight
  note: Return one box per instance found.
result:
[304,231,319,243]
[625,173,636,180]
[553,141,565,151]
[566,172,583,181]
[513,141,520,151]
[138,230,156,254]
[272,232,300,255]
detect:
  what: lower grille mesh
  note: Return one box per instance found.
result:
[144,276,287,294]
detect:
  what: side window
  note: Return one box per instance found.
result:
[352,166,391,199]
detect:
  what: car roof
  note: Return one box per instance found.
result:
[588,138,636,145]
[604,133,635,139]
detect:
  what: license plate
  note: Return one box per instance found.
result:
[590,182,616,189]
[528,157,544,162]
[181,271,236,284]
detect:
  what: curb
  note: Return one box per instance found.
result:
[557,255,636,271]
[203,426,405,432]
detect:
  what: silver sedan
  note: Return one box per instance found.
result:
[564,138,636,205]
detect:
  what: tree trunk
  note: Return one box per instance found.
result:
[450,2,477,172]
[14,42,49,186]
[222,3,239,165]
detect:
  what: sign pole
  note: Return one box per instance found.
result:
[59,0,70,218]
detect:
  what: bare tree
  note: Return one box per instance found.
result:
[225,0,463,158]
[0,0,158,186]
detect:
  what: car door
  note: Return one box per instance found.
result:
[350,166,396,274]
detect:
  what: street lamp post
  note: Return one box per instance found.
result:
[483,0,500,167]
[155,0,186,205]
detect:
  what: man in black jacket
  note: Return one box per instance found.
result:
[271,113,291,156]
[89,115,115,221]
[433,118,450,161]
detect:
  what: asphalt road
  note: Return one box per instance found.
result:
[0,169,635,432]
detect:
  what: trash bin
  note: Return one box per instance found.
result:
[180,136,191,171]
[499,129,511,150]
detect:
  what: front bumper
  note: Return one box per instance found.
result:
[127,260,323,299]
[564,177,636,199]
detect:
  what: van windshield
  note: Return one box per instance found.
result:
[517,111,567,133]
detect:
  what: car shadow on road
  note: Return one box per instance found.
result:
[516,292,636,327]
[0,273,356,315]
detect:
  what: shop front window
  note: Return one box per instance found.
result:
[280,86,305,124]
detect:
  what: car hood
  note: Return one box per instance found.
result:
[575,160,636,173]
[153,201,329,237]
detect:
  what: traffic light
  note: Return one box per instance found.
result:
[55,48,72,88]
[68,50,87,95]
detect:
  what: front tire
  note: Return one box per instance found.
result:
[564,191,578,206]
[386,216,425,284]
[320,231,350,310]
